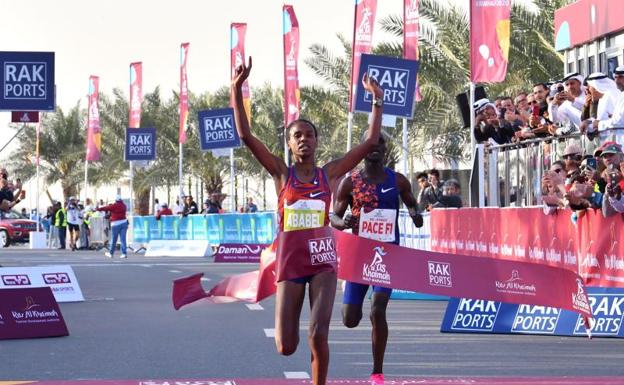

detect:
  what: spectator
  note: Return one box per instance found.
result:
[54,201,67,250]
[549,73,585,134]
[598,142,624,215]
[182,195,198,216]
[172,198,184,215]
[562,142,583,175]
[432,179,463,208]
[0,177,22,214]
[542,162,566,212]
[96,195,128,259]
[20,207,28,219]
[153,198,161,215]
[529,82,551,136]
[206,193,222,214]
[156,202,173,220]
[473,98,515,144]
[245,197,258,213]
[581,73,620,139]
[423,169,444,210]
[66,196,82,251]
[415,172,430,212]
[585,66,624,145]
[47,204,58,248]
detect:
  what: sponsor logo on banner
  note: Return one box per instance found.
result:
[4,62,47,99]
[571,278,591,314]
[125,128,156,161]
[308,237,336,265]
[495,270,537,296]
[362,246,391,285]
[564,239,577,267]
[10,296,60,323]
[355,6,374,43]
[428,261,452,288]
[2,275,31,286]
[42,273,71,285]
[405,0,418,20]
[451,299,500,331]
[214,244,267,263]
[511,305,560,334]
[574,294,624,336]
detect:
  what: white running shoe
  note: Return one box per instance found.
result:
[105,252,113,258]
[120,254,127,259]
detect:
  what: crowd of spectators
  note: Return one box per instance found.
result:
[473,67,624,146]
[541,140,624,217]
[415,168,463,212]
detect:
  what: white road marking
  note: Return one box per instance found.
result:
[201,277,211,282]
[284,372,310,379]
[169,270,182,273]
[245,303,264,311]
[263,328,275,338]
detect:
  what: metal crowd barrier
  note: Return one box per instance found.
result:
[473,127,623,208]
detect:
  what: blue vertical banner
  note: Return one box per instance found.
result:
[0,51,55,111]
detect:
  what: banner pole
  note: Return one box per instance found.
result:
[179,143,183,198]
[36,138,41,232]
[402,117,409,177]
[347,111,353,152]
[129,161,134,215]
[83,160,88,203]
[230,148,235,212]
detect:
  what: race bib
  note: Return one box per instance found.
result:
[358,208,397,242]
[283,199,325,232]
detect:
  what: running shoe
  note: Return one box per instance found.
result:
[120,254,127,259]
[370,373,385,385]
[105,251,112,258]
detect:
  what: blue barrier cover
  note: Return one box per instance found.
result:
[132,212,276,245]
[441,287,624,338]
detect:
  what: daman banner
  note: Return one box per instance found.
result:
[214,244,269,263]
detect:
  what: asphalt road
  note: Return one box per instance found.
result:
[1,247,624,383]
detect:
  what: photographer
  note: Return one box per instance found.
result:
[529,83,552,137]
[595,142,624,216]
[549,73,585,135]
[473,98,514,145]
[580,73,620,140]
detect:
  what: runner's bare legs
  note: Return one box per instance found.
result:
[275,281,306,355]
[308,271,337,385]
[370,291,390,374]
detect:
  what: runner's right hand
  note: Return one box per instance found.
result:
[232,56,252,89]
[343,213,358,229]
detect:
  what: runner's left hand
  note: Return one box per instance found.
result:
[343,213,358,229]
[410,213,423,228]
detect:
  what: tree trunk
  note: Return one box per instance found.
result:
[135,186,150,215]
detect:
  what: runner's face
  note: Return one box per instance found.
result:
[288,122,317,157]
[365,136,386,162]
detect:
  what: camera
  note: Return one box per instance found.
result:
[557,85,565,93]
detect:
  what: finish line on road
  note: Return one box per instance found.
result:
[5,378,624,385]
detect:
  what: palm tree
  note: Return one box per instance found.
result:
[8,104,86,201]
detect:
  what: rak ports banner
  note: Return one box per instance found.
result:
[0,51,55,111]
[214,243,269,263]
[442,287,624,338]
[125,127,156,161]
[430,208,624,288]
[198,108,240,151]
[355,54,419,118]
[0,287,69,340]
[470,0,511,83]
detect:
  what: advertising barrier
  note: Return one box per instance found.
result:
[132,212,277,245]
[430,207,624,288]
[0,287,69,340]
[213,243,268,263]
[0,265,84,302]
[441,287,624,338]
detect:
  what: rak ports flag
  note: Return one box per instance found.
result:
[198,108,240,151]
[86,75,101,162]
[179,43,189,144]
[283,5,300,127]
[349,0,378,112]
[129,62,142,128]
[470,0,511,82]
[355,54,419,118]
[0,51,55,111]
[231,23,251,120]
[125,127,156,161]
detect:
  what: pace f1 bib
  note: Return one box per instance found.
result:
[358,208,397,242]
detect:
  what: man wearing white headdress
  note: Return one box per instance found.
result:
[586,66,624,146]
[549,72,585,134]
[580,72,620,137]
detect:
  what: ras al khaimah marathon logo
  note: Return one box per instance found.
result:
[495,269,537,296]
[362,246,391,286]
